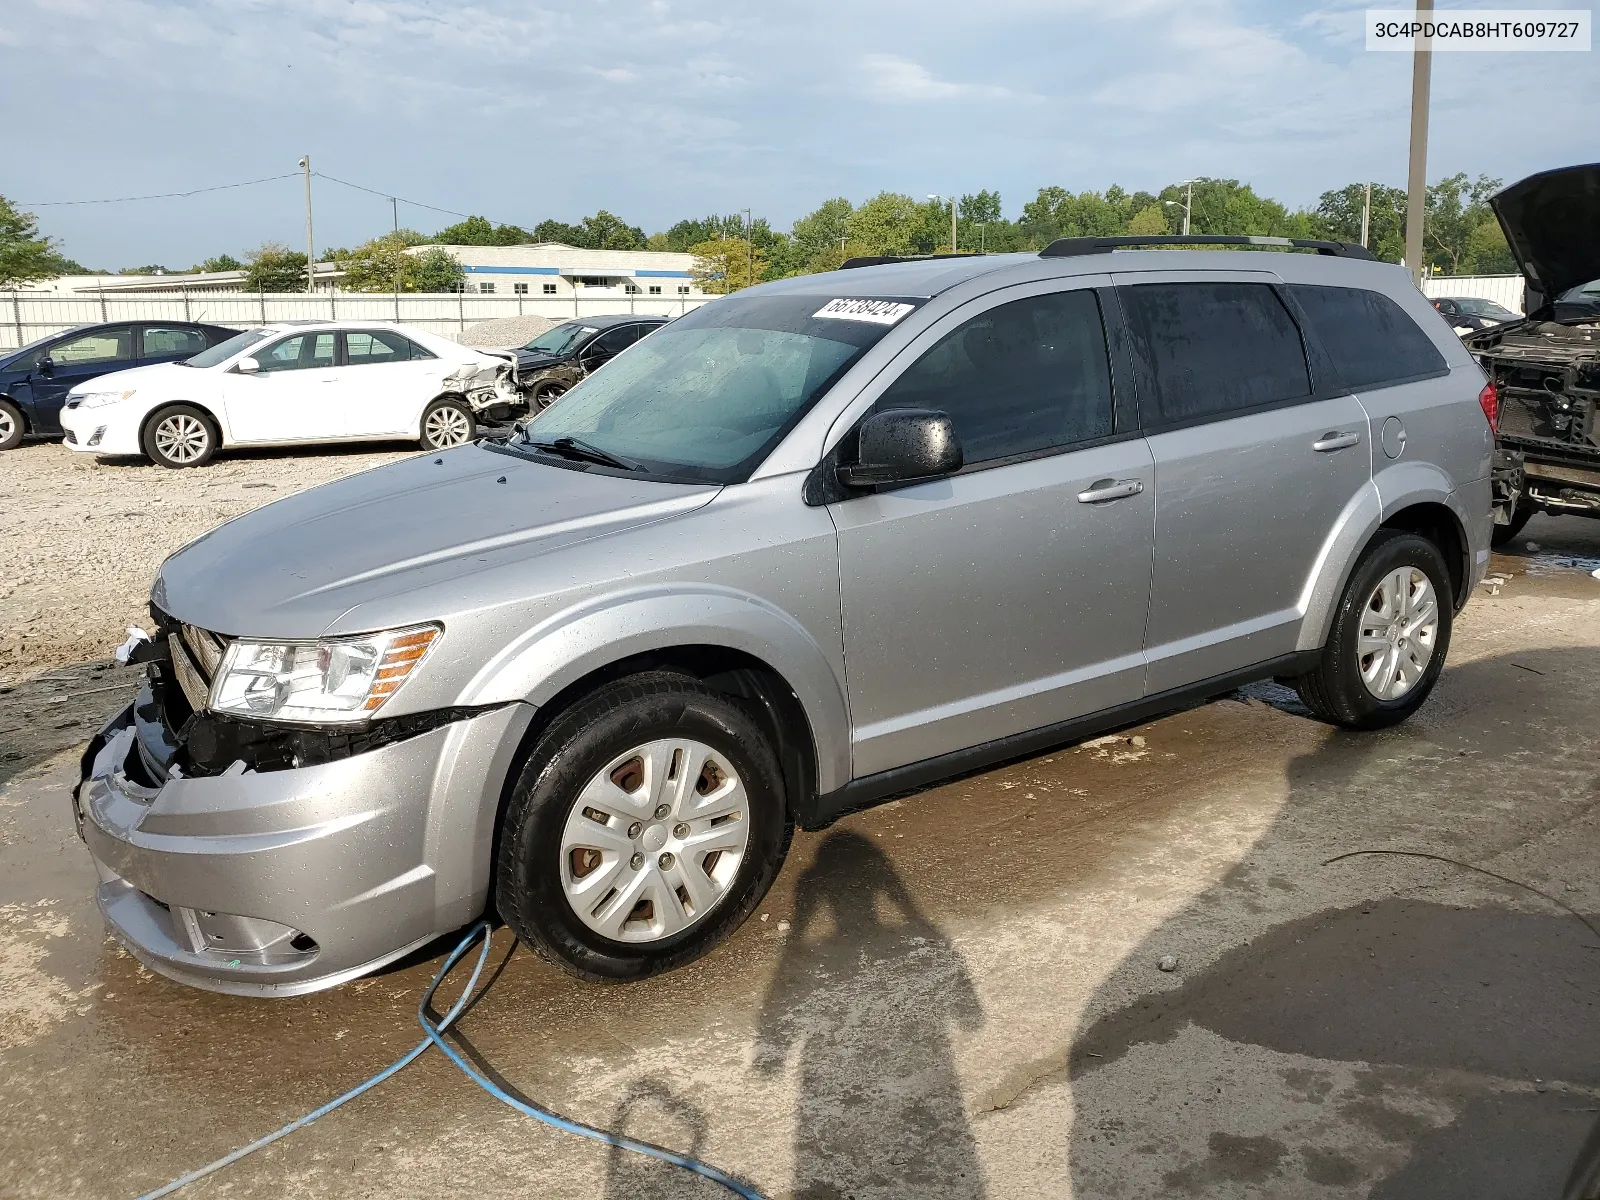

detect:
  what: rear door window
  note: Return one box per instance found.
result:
[342,329,412,364]
[140,325,209,359]
[874,289,1115,465]
[1289,284,1447,391]
[1119,282,1311,425]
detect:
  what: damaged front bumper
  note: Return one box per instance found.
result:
[74,691,527,997]
[443,351,534,419]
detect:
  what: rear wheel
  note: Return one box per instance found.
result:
[142,404,217,468]
[1294,531,1452,729]
[0,399,22,451]
[494,673,791,982]
[420,396,475,450]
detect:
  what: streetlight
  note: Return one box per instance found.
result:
[1163,179,1198,235]
[927,194,957,253]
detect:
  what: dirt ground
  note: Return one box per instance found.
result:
[1,441,1599,1198]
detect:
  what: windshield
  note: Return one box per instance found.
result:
[516,294,918,483]
[1453,298,1517,319]
[1558,280,1600,301]
[183,328,271,368]
[522,322,595,356]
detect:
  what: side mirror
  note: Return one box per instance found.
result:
[36,355,54,376]
[236,356,261,374]
[837,409,963,489]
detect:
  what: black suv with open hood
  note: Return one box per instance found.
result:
[1465,163,1600,545]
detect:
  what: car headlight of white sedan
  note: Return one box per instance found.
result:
[72,388,138,409]
[210,624,440,723]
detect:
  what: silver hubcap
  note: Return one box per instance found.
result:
[425,406,471,447]
[1358,567,1439,700]
[155,414,208,463]
[561,738,750,943]
[0,408,15,442]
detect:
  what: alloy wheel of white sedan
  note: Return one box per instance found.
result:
[1357,566,1439,700]
[560,738,751,943]
[154,413,210,463]
[421,401,474,449]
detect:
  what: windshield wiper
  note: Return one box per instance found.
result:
[525,435,640,471]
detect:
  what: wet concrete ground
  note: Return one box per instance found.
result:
[2,515,1598,1199]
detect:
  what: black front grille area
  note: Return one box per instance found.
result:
[63,429,77,445]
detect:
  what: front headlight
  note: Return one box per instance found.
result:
[75,388,137,409]
[210,624,440,724]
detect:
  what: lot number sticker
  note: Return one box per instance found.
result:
[812,298,916,325]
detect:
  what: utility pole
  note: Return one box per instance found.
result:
[298,155,315,293]
[951,197,957,254]
[1183,180,1194,236]
[1361,181,1372,248]
[1404,0,1433,286]
[391,196,401,317]
[744,208,753,289]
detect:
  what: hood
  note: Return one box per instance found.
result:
[1491,163,1600,312]
[512,349,570,370]
[155,444,718,638]
[66,361,185,393]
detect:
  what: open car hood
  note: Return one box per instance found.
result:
[1491,164,1600,312]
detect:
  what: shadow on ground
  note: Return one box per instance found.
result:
[1068,647,1600,1198]
[0,656,141,787]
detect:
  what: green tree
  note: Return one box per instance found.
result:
[1463,218,1515,274]
[334,233,418,292]
[411,246,465,292]
[0,196,67,287]
[1160,178,1306,238]
[243,242,310,292]
[196,253,244,273]
[1127,204,1170,235]
[119,264,172,275]
[1424,173,1502,275]
[1315,183,1407,263]
[433,215,533,245]
[579,210,645,250]
[531,218,588,246]
[791,198,854,271]
[689,237,767,293]
[847,192,923,256]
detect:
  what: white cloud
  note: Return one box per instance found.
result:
[857,54,1015,102]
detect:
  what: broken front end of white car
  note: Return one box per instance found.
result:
[442,351,537,424]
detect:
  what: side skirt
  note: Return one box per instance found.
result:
[799,650,1321,831]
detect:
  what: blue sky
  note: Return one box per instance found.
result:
[2,0,1592,269]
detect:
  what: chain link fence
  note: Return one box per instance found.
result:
[1,289,711,351]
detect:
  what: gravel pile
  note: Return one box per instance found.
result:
[0,441,413,683]
[456,314,563,349]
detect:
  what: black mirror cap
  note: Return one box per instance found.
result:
[838,408,963,488]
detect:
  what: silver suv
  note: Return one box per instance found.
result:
[75,238,1493,995]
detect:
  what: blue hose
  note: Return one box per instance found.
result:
[135,923,766,1200]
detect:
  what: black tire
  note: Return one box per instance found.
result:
[419,396,476,450]
[1489,503,1533,549]
[494,672,792,982]
[532,380,568,410]
[141,403,217,468]
[1294,530,1453,730]
[0,399,23,451]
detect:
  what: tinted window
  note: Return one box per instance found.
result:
[1290,285,1446,391]
[343,329,412,365]
[587,326,638,356]
[183,329,269,368]
[1120,283,1310,424]
[48,328,134,367]
[141,326,208,358]
[875,290,1114,464]
[257,332,336,372]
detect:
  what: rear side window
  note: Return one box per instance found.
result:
[141,326,208,358]
[875,289,1114,464]
[343,329,412,364]
[1119,283,1311,425]
[1289,284,1446,391]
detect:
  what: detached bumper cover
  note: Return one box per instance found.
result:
[76,697,528,996]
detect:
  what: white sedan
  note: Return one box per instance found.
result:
[58,321,502,468]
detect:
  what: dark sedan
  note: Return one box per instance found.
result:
[0,320,237,451]
[1430,296,1521,331]
[513,314,668,408]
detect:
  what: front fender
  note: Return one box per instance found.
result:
[459,585,852,795]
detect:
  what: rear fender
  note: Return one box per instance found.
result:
[458,585,851,795]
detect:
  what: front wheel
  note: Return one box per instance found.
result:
[0,399,23,451]
[494,673,792,982]
[532,380,569,411]
[420,396,476,450]
[142,404,217,468]
[1294,531,1453,730]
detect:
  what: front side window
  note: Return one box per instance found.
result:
[141,326,208,358]
[343,329,412,365]
[1120,282,1311,424]
[184,328,269,368]
[48,328,134,367]
[1288,284,1446,392]
[519,293,915,483]
[256,332,336,372]
[873,290,1114,464]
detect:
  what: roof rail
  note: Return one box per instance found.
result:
[1039,235,1375,260]
[840,252,982,269]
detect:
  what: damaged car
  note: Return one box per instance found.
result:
[1465,163,1600,545]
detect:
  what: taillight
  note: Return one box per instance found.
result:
[1478,380,1499,432]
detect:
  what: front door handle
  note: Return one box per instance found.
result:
[1313,431,1361,452]
[1077,478,1144,504]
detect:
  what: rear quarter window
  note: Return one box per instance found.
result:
[1118,282,1311,425]
[1288,284,1446,392]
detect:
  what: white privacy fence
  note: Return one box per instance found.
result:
[1,290,713,351]
[1420,274,1525,314]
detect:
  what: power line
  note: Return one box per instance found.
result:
[312,171,530,230]
[19,173,301,207]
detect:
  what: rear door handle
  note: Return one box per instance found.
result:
[1077,478,1144,504]
[1313,431,1361,452]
